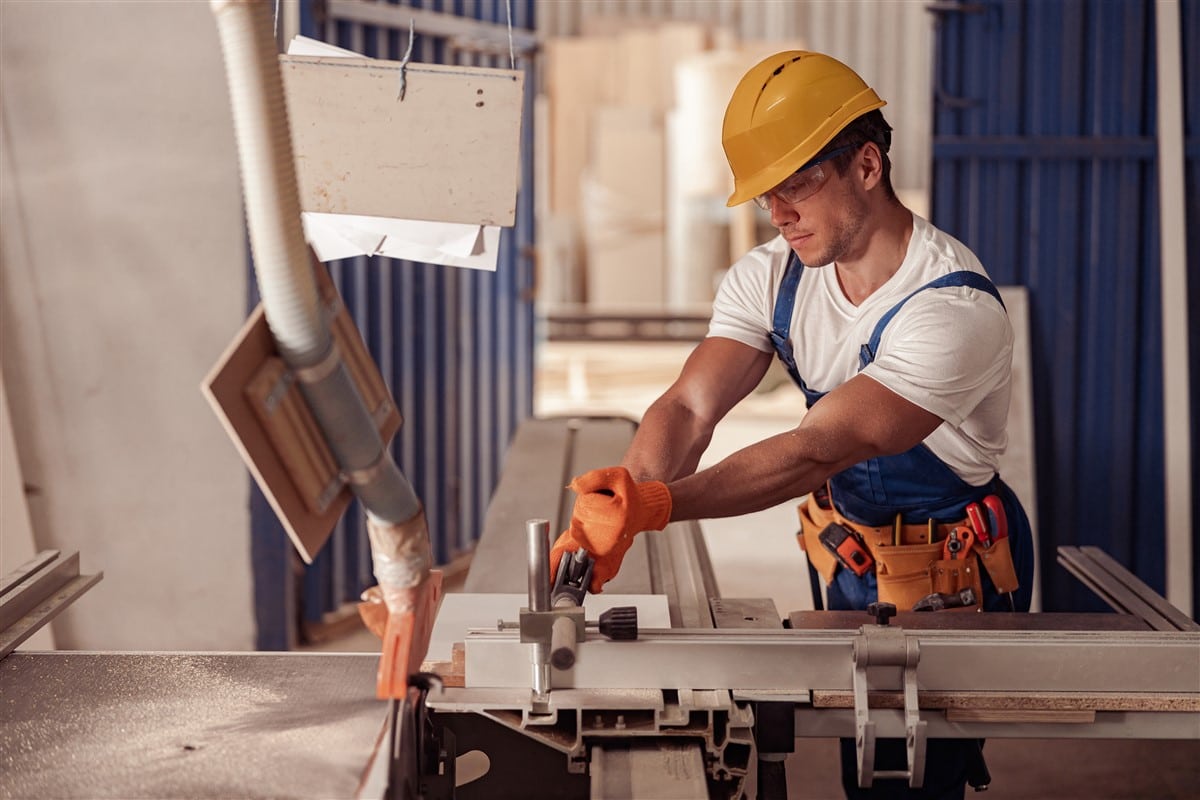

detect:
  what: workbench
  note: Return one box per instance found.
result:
[0,652,385,799]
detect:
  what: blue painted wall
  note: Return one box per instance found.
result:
[930,0,1198,615]
[253,0,537,648]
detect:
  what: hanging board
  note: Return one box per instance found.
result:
[202,264,401,563]
[280,55,524,227]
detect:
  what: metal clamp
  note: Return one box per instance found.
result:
[852,605,927,789]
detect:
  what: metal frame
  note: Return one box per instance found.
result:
[1058,545,1200,631]
[327,0,538,55]
[460,626,1200,694]
[435,618,1200,790]
[0,551,102,658]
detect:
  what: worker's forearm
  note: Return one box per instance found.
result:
[665,427,854,522]
[622,396,714,482]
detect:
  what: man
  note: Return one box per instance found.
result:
[551,51,1034,798]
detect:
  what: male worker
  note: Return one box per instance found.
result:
[550,51,1034,798]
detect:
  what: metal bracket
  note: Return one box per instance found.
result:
[0,551,102,659]
[852,624,927,788]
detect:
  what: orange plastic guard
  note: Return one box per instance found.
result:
[375,571,443,699]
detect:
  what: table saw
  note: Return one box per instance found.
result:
[2,418,1198,799]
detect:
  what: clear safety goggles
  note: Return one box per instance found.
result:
[752,143,859,210]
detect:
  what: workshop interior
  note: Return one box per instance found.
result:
[2,1,1198,799]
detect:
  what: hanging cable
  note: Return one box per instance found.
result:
[397,18,415,100]
[506,0,515,69]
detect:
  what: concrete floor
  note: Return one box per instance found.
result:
[306,341,1200,798]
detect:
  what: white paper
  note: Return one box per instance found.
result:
[286,36,359,58]
[287,36,501,271]
[302,212,501,271]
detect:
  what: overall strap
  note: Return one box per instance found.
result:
[769,253,824,406]
[769,252,803,380]
[859,271,1005,369]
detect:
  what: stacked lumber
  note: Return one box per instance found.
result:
[539,20,801,314]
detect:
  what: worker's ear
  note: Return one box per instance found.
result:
[857,141,885,192]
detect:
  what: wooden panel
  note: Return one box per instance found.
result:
[244,357,340,516]
[813,690,1197,713]
[280,55,524,226]
[203,264,400,563]
[546,37,617,215]
[584,107,665,309]
[946,708,1096,723]
[787,610,1151,632]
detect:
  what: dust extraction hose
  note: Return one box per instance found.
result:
[209,0,430,600]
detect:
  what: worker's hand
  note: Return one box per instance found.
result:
[550,467,672,593]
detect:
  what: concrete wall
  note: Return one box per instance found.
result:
[1,1,254,650]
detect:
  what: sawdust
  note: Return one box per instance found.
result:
[1,652,389,799]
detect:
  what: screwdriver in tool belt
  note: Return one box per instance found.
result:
[983,495,1008,541]
[965,502,991,547]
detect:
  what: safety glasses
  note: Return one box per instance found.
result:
[752,143,860,210]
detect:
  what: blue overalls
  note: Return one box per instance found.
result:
[771,253,1035,799]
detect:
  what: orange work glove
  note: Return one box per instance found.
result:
[549,466,672,593]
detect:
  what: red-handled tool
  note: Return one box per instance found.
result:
[982,495,1008,541]
[964,502,992,548]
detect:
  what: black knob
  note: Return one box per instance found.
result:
[598,606,638,641]
[867,602,897,626]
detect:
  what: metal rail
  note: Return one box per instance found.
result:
[0,551,102,659]
[1057,545,1200,631]
[327,0,538,54]
[463,625,1200,694]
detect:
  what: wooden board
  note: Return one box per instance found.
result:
[812,690,1198,713]
[787,610,1151,632]
[202,264,400,562]
[546,37,617,216]
[583,107,666,309]
[280,55,524,226]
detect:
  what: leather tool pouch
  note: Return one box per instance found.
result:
[797,498,840,584]
[929,555,985,608]
[873,541,943,609]
[977,535,1020,594]
[798,490,997,610]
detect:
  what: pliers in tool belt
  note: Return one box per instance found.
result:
[943,526,975,560]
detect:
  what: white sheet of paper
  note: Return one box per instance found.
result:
[286,36,502,271]
[301,212,501,271]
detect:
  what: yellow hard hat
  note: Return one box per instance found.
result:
[722,51,886,207]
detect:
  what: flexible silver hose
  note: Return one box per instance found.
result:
[210,0,423,555]
[210,0,325,365]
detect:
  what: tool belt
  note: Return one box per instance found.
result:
[797,486,1019,611]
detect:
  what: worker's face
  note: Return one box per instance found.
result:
[766,146,872,267]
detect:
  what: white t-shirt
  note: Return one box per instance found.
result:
[709,213,1012,486]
